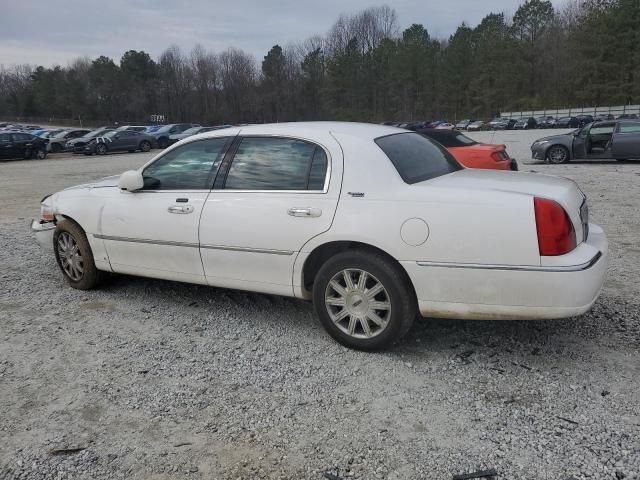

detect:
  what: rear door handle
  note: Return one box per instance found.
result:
[168,205,194,214]
[287,207,321,217]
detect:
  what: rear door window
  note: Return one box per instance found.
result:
[223,137,327,191]
[618,122,640,133]
[375,132,462,184]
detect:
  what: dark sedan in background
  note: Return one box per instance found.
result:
[65,128,114,153]
[167,126,218,146]
[531,120,640,163]
[0,131,49,160]
[47,129,91,152]
[84,130,155,155]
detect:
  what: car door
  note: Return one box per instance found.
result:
[585,122,615,158]
[572,124,589,159]
[0,133,16,159]
[611,122,640,159]
[99,137,232,283]
[198,133,342,296]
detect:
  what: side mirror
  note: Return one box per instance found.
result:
[118,170,144,192]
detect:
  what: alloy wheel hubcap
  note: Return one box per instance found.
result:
[550,147,566,162]
[325,269,391,339]
[57,232,84,281]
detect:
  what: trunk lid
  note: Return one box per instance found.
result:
[426,169,588,243]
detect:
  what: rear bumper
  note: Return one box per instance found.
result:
[31,219,55,253]
[402,223,608,320]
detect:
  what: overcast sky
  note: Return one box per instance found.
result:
[0,0,566,67]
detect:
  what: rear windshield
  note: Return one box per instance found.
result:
[420,130,477,148]
[375,132,462,184]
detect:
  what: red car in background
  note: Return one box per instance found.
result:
[418,128,517,170]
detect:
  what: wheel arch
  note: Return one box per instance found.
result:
[297,240,417,302]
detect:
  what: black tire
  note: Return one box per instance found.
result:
[139,140,151,152]
[128,150,135,153]
[53,219,103,290]
[32,148,47,160]
[312,249,416,351]
[547,145,570,164]
[95,143,107,155]
[158,137,169,149]
[51,143,62,153]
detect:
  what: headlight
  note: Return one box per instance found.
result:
[535,140,550,146]
[40,195,55,221]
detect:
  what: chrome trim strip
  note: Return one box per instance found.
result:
[94,234,198,248]
[200,244,294,256]
[93,234,294,256]
[416,252,602,272]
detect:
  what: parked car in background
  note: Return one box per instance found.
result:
[167,126,219,146]
[594,114,615,122]
[149,123,200,148]
[536,116,557,128]
[419,128,517,170]
[0,131,49,160]
[467,120,485,131]
[47,129,91,153]
[116,125,148,132]
[490,118,517,130]
[576,115,594,127]
[65,128,115,153]
[531,120,640,163]
[435,122,455,130]
[455,119,473,130]
[555,116,581,129]
[84,130,155,155]
[32,122,607,350]
[617,113,638,120]
[514,117,538,129]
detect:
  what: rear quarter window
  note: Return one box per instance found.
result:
[375,132,462,184]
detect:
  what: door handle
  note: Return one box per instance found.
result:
[287,207,321,218]
[168,205,194,214]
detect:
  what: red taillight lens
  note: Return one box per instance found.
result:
[490,152,502,162]
[534,197,576,256]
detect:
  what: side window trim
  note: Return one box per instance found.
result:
[140,136,234,192]
[214,135,331,193]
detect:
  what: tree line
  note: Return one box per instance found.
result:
[0,0,638,126]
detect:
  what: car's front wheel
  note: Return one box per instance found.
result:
[139,140,151,152]
[32,148,47,160]
[158,137,169,149]
[53,220,103,290]
[95,143,107,155]
[313,250,416,351]
[547,145,569,164]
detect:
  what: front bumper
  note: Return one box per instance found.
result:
[531,143,548,161]
[402,223,608,320]
[31,219,56,252]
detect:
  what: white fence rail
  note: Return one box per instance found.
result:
[502,105,640,119]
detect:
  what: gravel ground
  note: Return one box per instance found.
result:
[1,137,639,480]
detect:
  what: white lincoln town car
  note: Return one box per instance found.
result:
[32,122,608,350]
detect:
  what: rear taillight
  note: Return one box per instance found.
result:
[534,198,576,256]
[490,150,509,161]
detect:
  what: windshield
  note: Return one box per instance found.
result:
[52,130,70,139]
[375,132,462,184]
[154,125,172,133]
[181,127,201,135]
[103,131,118,139]
[145,125,162,133]
[86,129,108,138]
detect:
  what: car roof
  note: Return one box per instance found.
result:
[196,121,405,141]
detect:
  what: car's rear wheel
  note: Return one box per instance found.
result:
[312,250,416,351]
[158,137,169,149]
[53,220,103,290]
[95,143,107,155]
[547,145,569,164]
[139,140,151,152]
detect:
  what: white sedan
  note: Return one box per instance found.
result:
[31,122,608,350]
